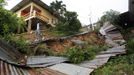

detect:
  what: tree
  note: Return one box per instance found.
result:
[56,11,81,35]
[50,0,66,17]
[99,9,120,25]
[17,17,26,33]
[0,0,5,7]
[50,0,82,35]
[0,7,26,35]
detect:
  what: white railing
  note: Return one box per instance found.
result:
[22,11,49,23]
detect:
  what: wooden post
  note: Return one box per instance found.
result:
[28,4,33,33]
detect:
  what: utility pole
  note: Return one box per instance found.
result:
[89,11,93,31]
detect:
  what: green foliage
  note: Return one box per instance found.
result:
[33,44,53,56]
[0,0,4,3]
[127,54,134,64]
[126,39,134,54]
[0,0,5,7]
[92,55,134,75]
[92,38,134,75]
[13,37,29,54]
[50,0,66,17]
[64,47,86,64]
[50,0,81,35]
[99,9,120,25]
[17,17,26,33]
[2,34,30,54]
[62,45,107,64]
[0,7,26,35]
[56,11,82,35]
[92,63,134,75]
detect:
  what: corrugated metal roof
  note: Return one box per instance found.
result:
[0,59,66,75]
[27,56,68,67]
[0,39,25,66]
[0,59,30,75]
[0,39,67,75]
[49,63,93,75]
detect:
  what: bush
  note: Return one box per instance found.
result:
[14,38,30,54]
[127,54,134,64]
[63,47,86,64]
[92,54,134,75]
[126,39,134,54]
[0,7,25,35]
[62,45,107,64]
[55,11,81,35]
[33,44,53,56]
[92,63,134,75]
[2,34,30,54]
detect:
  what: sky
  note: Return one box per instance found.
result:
[5,0,128,25]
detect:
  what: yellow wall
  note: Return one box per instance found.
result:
[15,3,32,17]
[32,2,58,25]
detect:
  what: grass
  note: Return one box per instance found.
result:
[92,55,134,75]
[1,34,31,55]
[91,38,134,75]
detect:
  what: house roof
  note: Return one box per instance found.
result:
[11,0,59,18]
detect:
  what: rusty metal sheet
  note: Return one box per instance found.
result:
[0,59,66,75]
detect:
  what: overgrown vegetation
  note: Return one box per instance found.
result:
[0,7,26,35]
[59,45,108,64]
[126,39,134,54]
[0,0,28,55]
[92,38,134,75]
[98,9,120,26]
[50,0,81,35]
[33,44,53,56]
[1,34,30,54]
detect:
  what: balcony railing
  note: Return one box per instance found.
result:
[22,11,49,23]
[36,12,49,23]
[23,13,30,20]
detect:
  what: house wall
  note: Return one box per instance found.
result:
[15,3,32,17]
[32,2,58,25]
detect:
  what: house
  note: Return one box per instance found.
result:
[11,0,59,32]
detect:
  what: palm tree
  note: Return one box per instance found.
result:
[50,0,66,17]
